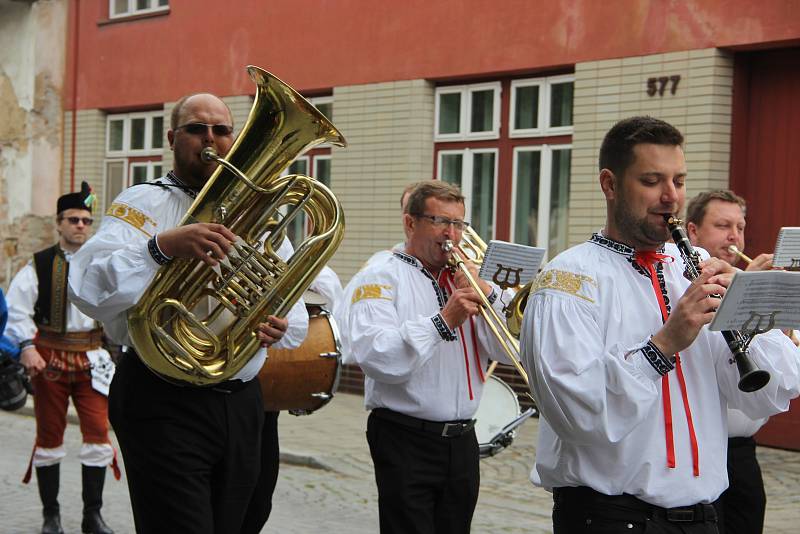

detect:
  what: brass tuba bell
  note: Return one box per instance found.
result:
[127,66,346,385]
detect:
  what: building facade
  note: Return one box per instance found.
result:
[2,0,799,446]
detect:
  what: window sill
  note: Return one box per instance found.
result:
[98,8,170,26]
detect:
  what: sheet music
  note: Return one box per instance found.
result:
[709,270,800,331]
[478,240,545,288]
[773,227,800,269]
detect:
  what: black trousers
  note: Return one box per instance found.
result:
[366,410,480,534]
[240,411,281,534]
[109,352,264,534]
[553,486,719,534]
[713,437,766,534]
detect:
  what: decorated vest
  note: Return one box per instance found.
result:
[32,245,70,333]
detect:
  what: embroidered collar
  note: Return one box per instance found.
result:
[588,232,665,257]
[165,171,199,199]
[392,251,449,309]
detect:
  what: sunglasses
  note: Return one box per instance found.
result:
[62,217,93,226]
[176,123,234,136]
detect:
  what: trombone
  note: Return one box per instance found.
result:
[442,234,531,391]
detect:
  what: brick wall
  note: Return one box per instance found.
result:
[328,79,435,283]
[569,48,734,246]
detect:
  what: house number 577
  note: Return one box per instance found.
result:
[647,75,681,97]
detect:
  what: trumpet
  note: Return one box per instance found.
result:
[728,246,799,346]
[442,238,531,390]
[728,245,753,264]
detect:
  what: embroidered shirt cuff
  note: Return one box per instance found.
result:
[432,313,457,342]
[148,235,172,265]
[487,287,498,305]
[640,340,674,376]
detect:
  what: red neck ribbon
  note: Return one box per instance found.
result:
[634,250,700,477]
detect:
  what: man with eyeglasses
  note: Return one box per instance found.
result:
[68,93,308,533]
[338,180,512,534]
[6,182,117,534]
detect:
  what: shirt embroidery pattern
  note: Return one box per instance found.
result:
[351,284,392,304]
[106,202,157,237]
[532,269,597,302]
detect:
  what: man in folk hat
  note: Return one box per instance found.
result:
[6,181,117,534]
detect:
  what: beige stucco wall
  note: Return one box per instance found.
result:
[329,79,435,283]
[568,48,734,246]
[0,0,67,288]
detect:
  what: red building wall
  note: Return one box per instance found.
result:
[66,0,800,111]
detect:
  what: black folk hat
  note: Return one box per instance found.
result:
[57,181,95,214]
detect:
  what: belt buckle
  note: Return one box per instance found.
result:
[665,508,695,522]
[441,422,461,437]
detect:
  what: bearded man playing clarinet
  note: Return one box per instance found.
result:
[520,116,800,534]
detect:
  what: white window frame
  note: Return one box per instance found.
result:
[434,82,502,142]
[436,148,499,238]
[313,154,332,186]
[109,0,169,19]
[509,74,574,138]
[510,144,572,256]
[105,111,164,157]
[129,161,164,185]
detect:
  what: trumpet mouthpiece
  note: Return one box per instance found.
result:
[442,240,454,253]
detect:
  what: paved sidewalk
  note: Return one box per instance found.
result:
[3,392,800,533]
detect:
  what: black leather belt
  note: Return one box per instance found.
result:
[554,486,717,523]
[371,408,475,438]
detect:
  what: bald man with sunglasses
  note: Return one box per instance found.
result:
[68,93,308,533]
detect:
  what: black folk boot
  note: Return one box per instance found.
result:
[81,465,114,534]
[36,464,64,534]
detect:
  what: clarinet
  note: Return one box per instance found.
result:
[664,215,770,392]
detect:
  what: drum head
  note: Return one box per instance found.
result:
[474,375,521,445]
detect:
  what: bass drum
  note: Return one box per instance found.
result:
[474,375,536,458]
[257,304,342,415]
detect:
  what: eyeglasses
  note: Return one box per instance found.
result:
[417,214,469,231]
[175,123,234,136]
[62,217,93,226]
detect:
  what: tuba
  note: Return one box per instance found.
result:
[127,66,346,385]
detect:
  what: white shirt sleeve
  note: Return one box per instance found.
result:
[521,288,662,447]
[5,263,38,347]
[714,327,800,419]
[269,237,308,350]
[345,269,447,384]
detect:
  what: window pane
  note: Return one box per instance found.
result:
[105,161,125,207]
[470,89,494,133]
[315,102,332,121]
[439,153,463,188]
[153,164,163,178]
[514,85,540,130]
[151,116,163,149]
[514,151,541,246]
[136,0,149,10]
[130,118,146,150]
[548,149,572,254]
[288,159,308,175]
[132,165,148,185]
[438,93,461,135]
[158,0,169,6]
[471,152,495,237]
[315,158,331,187]
[112,0,128,15]
[550,82,574,128]
[108,119,124,151]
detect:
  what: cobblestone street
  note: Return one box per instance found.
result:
[2,393,799,533]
